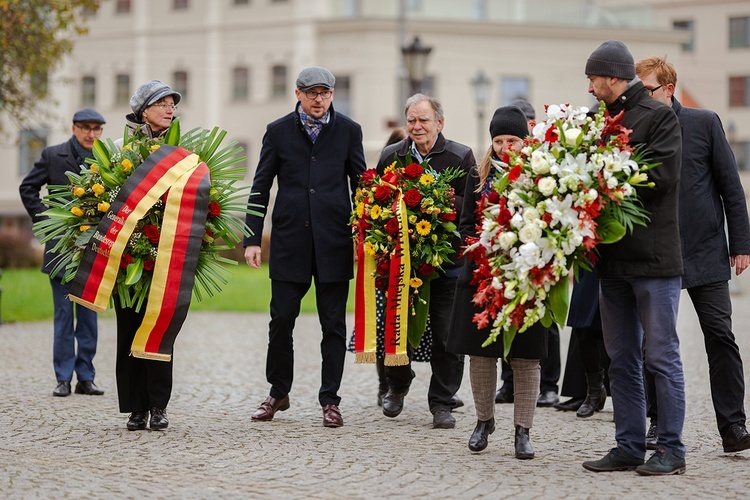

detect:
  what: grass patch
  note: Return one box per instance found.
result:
[1,266,355,323]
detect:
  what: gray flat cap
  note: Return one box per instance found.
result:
[129,80,182,120]
[72,108,106,124]
[296,66,335,90]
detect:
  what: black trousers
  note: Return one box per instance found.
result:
[384,276,464,413]
[646,281,746,436]
[266,279,348,407]
[501,323,561,393]
[559,327,611,398]
[114,302,173,413]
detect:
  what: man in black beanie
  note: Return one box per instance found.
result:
[580,40,687,476]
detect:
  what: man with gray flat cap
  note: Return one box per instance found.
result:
[20,108,107,397]
[245,66,366,427]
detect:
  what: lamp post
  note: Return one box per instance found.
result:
[402,36,432,95]
[471,69,491,155]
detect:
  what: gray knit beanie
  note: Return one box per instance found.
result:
[489,106,529,140]
[585,40,636,80]
[129,80,182,121]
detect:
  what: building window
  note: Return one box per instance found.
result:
[82,76,96,106]
[115,74,130,105]
[731,141,750,171]
[673,19,694,52]
[271,65,287,98]
[500,76,530,105]
[173,0,189,9]
[232,66,250,101]
[333,75,351,116]
[116,0,131,13]
[729,76,750,107]
[729,16,750,48]
[19,129,47,177]
[173,71,188,101]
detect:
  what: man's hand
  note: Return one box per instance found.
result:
[731,254,750,275]
[245,245,262,269]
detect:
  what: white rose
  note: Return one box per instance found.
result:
[523,207,541,224]
[530,150,551,174]
[564,128,583,146]
[518,224,543,244]
[538,177,556,196]
[498,231,518,250]
[510,213,524,228]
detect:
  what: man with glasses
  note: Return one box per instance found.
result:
[20,108,106,397]
[245,66,366,428]
[376,93,475,429]
[636,56,750,454]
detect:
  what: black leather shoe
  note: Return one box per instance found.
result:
[449,395,464,410]
[722,423,750,453]
[646,422,658,450]
[582,447,643,472]
[432,409,456,429]
[74,380,104,395]
[495,384,513,404]
[149,408,169,430]
[554,397,584,412]
[468,418,495,452]
[382,388,408,418]
[126,411,148,431]
[53,381,71,397]
[536,390,559,407]
[514,425,534,459]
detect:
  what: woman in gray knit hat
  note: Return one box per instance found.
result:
[124,79,182,139]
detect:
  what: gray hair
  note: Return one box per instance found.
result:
[404,93,444,121]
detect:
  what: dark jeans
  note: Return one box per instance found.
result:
[267,279,348,407]
[50,277,98,383]
[501,323,560,393]
[384,276,464,413]
[646,281,746,436]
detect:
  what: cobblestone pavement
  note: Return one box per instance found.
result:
[2,275,750,498]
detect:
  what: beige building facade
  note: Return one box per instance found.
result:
[6,0,735,242]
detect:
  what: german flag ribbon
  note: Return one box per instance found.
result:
[383,194,410,366]
[354,225,377,364]
[69,145,211,361]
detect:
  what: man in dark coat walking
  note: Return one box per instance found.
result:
[244,66,366,428]
[637,56,750,453]
[19,108,106,398]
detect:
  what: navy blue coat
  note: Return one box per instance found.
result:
[672,98,750,288]
[19,137,86,278]
[244,104,366,283]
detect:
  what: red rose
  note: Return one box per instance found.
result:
[382,172,400,185]
[402,188,422,208]
[487,191,500,204]
[360,169,378,185]
[439,211,456,222]
[384,217,400,234]
[358,218,372,231]
[143,224,160,244]
[208,201,221,217]
[374,185,393,202]
[418,263,435,276]
[403,163,424,179]
[143,259,155,271]
[376,258,391,275]
[120,253,133,269]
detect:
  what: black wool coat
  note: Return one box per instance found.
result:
[244,104,366,283]
[672,98,750,288]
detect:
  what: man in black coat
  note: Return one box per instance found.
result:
[244,67,366,428]
[19,108,106,398]
[637,56,750,453]
[376,93,475,429]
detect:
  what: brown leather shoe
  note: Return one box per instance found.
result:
[251,395,290,421]
[322,404,343,427]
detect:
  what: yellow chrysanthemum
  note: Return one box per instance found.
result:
[73,187,86,197]
[410,277,423,288]
[91,183,105,196]
[121,159,133,172]
[80,225,91,232]
[71,206,84,217]
[370,204,382,220]
[97,201,110,213]
[90,164,99,173]
[356,202,365,218]
[415,220,432,236]
[419,173,435,185]
[384,161,397,173]
[150,144,160,151]
[364,241,376,256]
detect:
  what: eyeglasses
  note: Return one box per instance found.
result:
[304,90,332,100]
[75,124,104,134]
[406,115,434,125]
[646,85,663,97]
[152,102,178,111]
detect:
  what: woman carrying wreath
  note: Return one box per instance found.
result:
[116,80,182,431]
[447,105,548,459]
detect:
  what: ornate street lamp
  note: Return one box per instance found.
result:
[471,69,492,155]
[402,36,432,95]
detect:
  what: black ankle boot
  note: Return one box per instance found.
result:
[468,418,496,452]
[577,370,606,418]
[514,425,534,459]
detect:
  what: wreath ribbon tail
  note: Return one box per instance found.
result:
[383,195,410,367]
[354,228,377,363]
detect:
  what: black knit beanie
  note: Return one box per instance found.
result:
[489,106,529,139]
[585,40,635,80]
